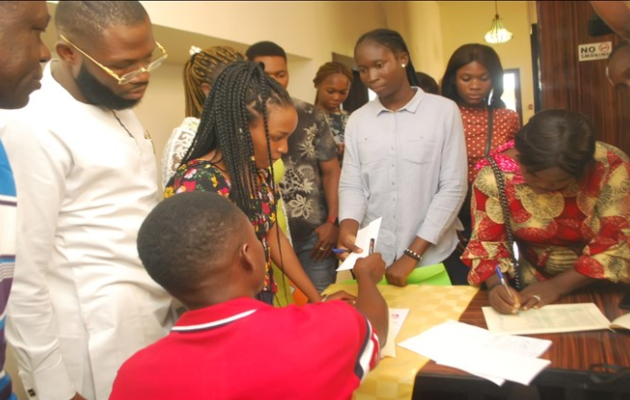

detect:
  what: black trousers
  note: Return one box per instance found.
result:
[442,247,471,286]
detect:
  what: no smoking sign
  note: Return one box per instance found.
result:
[578,41,612,62]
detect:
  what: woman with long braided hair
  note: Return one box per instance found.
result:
[165,61,347,305]
[161,45,245,187]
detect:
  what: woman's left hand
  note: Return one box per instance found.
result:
[519,280,563,311]
[385,256,417,287]
[311,222,339,261]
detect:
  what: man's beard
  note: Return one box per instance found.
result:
[76,64,142,110]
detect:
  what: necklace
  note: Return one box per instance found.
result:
[110,109,155,154]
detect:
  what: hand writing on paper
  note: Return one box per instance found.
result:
[519,280,562,311]
[489,284,522,314]
[385,256,417,287]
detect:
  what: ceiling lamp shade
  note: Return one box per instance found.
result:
[484,1,513,44]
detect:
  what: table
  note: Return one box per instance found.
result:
[323,283,479,400]
[413,284,630,400]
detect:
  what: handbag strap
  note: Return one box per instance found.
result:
[485,155,523,290]
[484,106,494,157]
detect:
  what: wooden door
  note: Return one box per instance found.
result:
[537,1,630,155]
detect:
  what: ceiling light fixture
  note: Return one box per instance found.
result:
[484,1,513,44]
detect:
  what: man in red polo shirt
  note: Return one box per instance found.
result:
[110,191,388,400]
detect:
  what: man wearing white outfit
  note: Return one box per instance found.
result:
[0,2,175,399]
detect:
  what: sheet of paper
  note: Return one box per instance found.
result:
[437,348,551,386]
[381,308,409,358]
[482,303,612,335]
[337,217,382,271]
[398,320,552,386]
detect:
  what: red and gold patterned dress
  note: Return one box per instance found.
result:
[462,140,630,286]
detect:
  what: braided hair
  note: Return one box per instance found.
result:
[184,46,246,118]
[182,61,293,224]
[312,61,353,105]
[355,28,422,87]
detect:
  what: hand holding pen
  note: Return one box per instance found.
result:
[491,265,521,314]
[333,238,374,256]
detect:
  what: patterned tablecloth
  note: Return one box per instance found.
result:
[323,284,479,400]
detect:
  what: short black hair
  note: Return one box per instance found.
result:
[55,0,148,40]
[246,41,287,61]
[441,43,506,108]
[515,109,596,179]
[137,191,244,298]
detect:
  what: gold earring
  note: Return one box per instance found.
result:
[402,64,406,68]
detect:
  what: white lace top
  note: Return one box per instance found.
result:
[161,117,200,187]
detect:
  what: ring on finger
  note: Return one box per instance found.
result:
[532,294,541,302]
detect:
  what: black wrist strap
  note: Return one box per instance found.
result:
[484,106,494,157]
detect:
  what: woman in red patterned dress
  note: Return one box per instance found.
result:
[462,109,630,314]
[441,44,521,242]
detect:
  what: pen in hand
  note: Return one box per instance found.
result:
[495,265,515,303]
[332,248,351,254]
[332,239,375,255]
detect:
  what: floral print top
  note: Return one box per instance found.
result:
[324,109,349,164]
[461,140,630,286]
[165,159,278,294]
[279,98,338,242]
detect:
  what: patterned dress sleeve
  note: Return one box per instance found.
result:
[576,144,630,283]
[313,106,339,162]
[461,165,515,285]
[164,161,230,200]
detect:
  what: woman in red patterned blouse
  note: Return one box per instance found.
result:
[462,109,630,314]
[441,44,521,241]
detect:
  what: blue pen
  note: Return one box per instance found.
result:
[495,265,515,302]
[332,248,351,254]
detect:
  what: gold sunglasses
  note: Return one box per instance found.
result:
[60,34,168,85]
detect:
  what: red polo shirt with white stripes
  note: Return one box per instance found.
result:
[110,297,380,400]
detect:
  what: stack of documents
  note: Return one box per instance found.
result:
[398,320,551,386]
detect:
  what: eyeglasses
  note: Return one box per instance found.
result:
[60,34,168,85]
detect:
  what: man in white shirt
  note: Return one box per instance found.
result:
[0,2,175,399]
[0,2,51,399]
